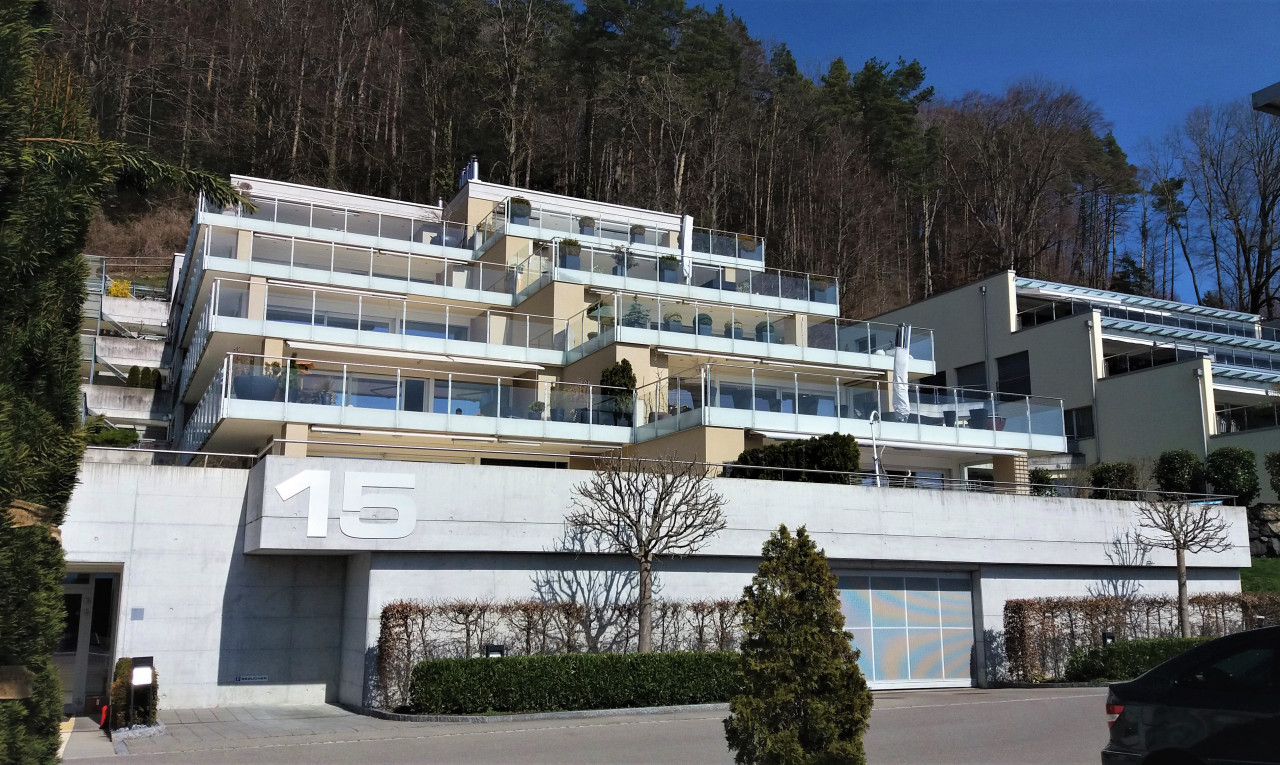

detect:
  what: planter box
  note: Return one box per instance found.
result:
[233,375,279,401]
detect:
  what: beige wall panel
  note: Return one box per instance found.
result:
[624,426,746,467]
[1094,358,1209,466]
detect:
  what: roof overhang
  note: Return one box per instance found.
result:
[1254,81,1280,116]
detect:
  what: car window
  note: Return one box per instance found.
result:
[1177,647,1277,693]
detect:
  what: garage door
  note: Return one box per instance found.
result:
[838,574,974,689]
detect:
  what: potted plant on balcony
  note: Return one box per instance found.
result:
[737,234,760,255]
[600,360,637,427]
[559,239,582,269]
[663,311,684,333]
[231,355,279,401]
[508,196,532,226]
[809,276,835,303]
[548,388,568,422]
[724,319,744,339]
[622,299,650,329]
[528,400,546,420]
[630,223,646,244]
[695,313,713,336]
[579,216,596,237]
[611,247,628,276]
[755,321,780,343]
[658,254,681,284]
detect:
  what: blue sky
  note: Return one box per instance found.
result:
[722,0,1279,159]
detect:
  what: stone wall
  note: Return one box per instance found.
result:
[1249,504,1280,558]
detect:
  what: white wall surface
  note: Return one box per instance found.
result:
[63,463,346,708]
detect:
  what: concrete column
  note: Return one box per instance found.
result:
[281,422,308,457]
[795,314,809,348]
[247,277,268,321]
[993,454,1029,493]
[235,229,253,261]
[263,338,285,360]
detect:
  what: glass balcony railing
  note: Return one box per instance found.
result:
[1018,297,1269,341]
[475,197,765,263]
[634,365,1064,440]
[540,241,836,305]
[202,193,477,250]
[201,228,529,296]
[186,353,635,437]
[566,293,933,363]
[1102,342,1280,377]
[199,277,569,351]
[1215,402,1280,434]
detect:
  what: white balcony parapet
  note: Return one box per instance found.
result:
[633,364,1066,454]
[179,352,634,452]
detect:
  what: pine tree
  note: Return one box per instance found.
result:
[724,525,873,764]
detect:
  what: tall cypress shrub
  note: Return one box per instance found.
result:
[724,525,873,763]
[0,4,236,759]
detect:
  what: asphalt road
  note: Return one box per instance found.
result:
[70,687,1109,764]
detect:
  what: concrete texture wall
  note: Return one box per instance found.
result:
[95,336,165,367]
[102,295,170,326]
[83,384,162,420]
[1095,358,1211,466]
[63,463,346,708]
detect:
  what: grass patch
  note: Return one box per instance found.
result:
[1242,557,1280,593]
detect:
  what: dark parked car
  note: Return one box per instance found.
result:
[1102,626,1279,765]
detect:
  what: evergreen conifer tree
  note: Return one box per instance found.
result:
[0,3,237,758]
[724,525,873,764]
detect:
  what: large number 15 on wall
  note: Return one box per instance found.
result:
[274,470,418,539]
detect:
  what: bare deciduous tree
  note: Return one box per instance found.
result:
[568,454,727,652]
[1135,496,1231,637]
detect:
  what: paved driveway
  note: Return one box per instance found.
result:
[65,687,1109,764]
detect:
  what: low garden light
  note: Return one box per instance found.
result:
[485,644,506,658]
[1102,631,1116,646]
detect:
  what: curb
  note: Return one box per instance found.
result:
[342,701,729,724]
[995,681,1110,689]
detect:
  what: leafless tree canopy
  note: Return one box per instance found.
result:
[1135,496,1231,555]
[568,454,728,564]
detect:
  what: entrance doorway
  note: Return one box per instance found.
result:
[53,572,119,715]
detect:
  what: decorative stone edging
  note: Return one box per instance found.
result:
[342,701,728,724]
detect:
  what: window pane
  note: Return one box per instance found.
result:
[955,362,987,390]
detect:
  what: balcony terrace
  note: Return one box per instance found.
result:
[179,353,634,454]
[177,279,571,402]
[475,196,767,270]
[633,365,1067,454]
[565,293,935,375]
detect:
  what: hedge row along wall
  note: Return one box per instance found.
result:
[409,652,737,715]
[377,599,743,710]
[1003,593,1280,682]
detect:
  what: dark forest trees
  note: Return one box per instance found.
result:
[46,0,1156,317]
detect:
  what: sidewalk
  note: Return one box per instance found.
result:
[117,704,415,756]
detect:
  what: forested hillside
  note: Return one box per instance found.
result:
[47,0,1278,317]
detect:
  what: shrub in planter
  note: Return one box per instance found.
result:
[409,652,736,714]
[508,196,532,220]
[728,433,859,484]
[1090,461,1139,500]
[138,367,154,389]
[126,366,141,388]
[1206,446,1259,506]
[1063,637,1212,682]
[1028,467,1056,496]
[1154,448,1206,495]
[560,238,581,257]
[578,216,595,235]
[629,223,646,243]
[1267,450,1280,498]
[109,657,159,729]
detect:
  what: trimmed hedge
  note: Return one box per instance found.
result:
[1063,637,1212,682]
[1090,461,1139,500]
[727,433,859,483]
[1206,446,1259,506]
[409,651,736,715]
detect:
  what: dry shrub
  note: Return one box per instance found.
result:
[1004,593,1280,682]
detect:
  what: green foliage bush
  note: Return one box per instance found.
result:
[1027,467,1056,496]
[108,658,159,729]
[409,651,735,715]
[1090,461,1139,500]
[724,526,872,764]
[1154,449,1206,495]
[1063,637,1212,682]
[1206,446,1259,506]
[1265,451,1280,499]
[727,433,860,484]
[126,365,141,387]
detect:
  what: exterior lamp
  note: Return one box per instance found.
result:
[485,644,507,658]
[1102,631,1116,646]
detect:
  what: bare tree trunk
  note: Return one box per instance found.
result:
[638,557,653,653]
[1177,547,1189,638]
